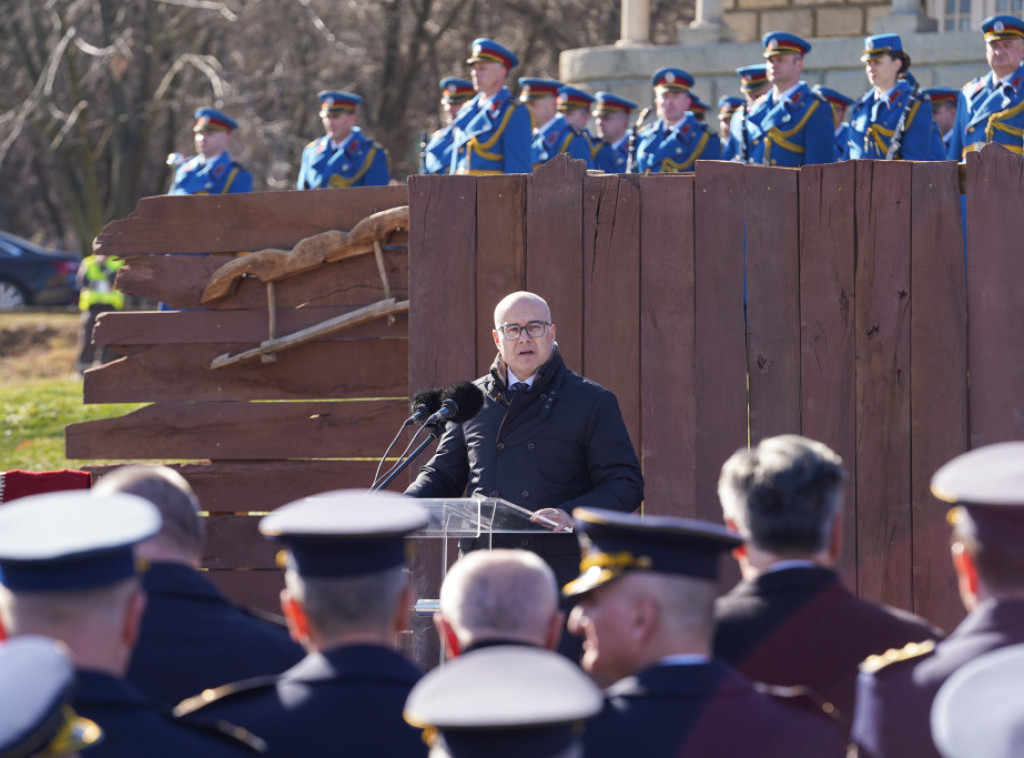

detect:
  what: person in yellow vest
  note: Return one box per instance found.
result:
[75,254,125,376]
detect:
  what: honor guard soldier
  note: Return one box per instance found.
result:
[689,93,709,122]
[175,490,430,758]
[519,78,593,169]
[846,35,945,161]
[948,15,1024,160]
[564,508,845,758]
[744,33,836,166]
[592,92,637,173]
[636,67,720,173]
[404,646,603,758]
[722,64,770,160]
[851,442,1024,758]
[297,91,390,188]
[922,86,960,151]
[0,491,261,757]
[423,77,475,175]
[451,38,532,175]
[169,108,253,195]
[717,95,745,153]
[558,85,600,167]
[813,86,855,160]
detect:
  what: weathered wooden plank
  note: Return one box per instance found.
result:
[82,338,407,403]
[95,185,409,256]
[475,175,527,375]
[582,173,642,458]
[205,514,278,569]
[745,164,801,442]
[693,161,748,525]
[116,245,407,310]
[909,160,968,632]
[640,174,697,518]
[207,569,287,617]
[94,308,408,346]
[526,155,586,373]
[964,144,1024,446]
[798,161,858,587]
[66,399,407,460]
[854,160,913,611]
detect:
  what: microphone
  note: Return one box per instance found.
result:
[424,381,485,427]
[407,386,443,425]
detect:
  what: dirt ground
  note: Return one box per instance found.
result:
[0,311,81,382]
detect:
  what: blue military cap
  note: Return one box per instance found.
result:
[651,66,694,92]
[318,90,362,114]
[466,38,519,69]
[813,85,855,109]
[982,14,1024,41]
[260,489,428,578]
[689,92,709,120]
[762,31,812,57]
[931,643,1024,758]
[557,85,595,112]
[736,63,769,93]
[861,33,903,61]
[562,507,742,597]
[922,86,959,107]
[193,107,237,132]
[718,95,745,120]
[0,490,160,592]
[518,77,562,102]
[404,646,603,758]
[592,91,637,116]
[440,77,475,103]
[0,636,103,757]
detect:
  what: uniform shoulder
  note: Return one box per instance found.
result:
[753,681,842,724]
[304,137,322,150]
[173,674,279,716]
[860,638,937,675]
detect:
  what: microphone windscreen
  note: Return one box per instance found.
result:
[445,381,486,424]
[410,386,443,415]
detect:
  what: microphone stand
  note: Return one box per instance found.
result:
[369,422,446,492]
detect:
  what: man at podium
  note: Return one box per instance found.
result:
[406,291,644,654]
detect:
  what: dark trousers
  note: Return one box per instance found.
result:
[76,304,117,372]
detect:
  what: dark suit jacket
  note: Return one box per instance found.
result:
[127,562,304,706]
[75,670,258,756]
[177,644,428,758]
[851,598,1024,758]
[583,660,844,758]
[713,565,940,726]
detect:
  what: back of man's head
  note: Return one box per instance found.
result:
[438,549,561,652]
[94,465,205,565]
[718,435,847,556]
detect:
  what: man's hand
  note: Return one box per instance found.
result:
[531,508,574,532]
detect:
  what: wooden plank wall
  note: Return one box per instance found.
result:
[69,147,1024,650]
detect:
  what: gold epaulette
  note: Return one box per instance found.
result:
[173,675,278,716]
[860,638,937,675]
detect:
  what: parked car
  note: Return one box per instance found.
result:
[0,231,80,310]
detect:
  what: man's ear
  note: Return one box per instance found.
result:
[433,613,462,658]
[122,588,147,650]
[951,542,980,610]
[281,588,310,645]
[493,329,501,351]
[725,518,747,560]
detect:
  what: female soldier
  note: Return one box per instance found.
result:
[845,34,945,160]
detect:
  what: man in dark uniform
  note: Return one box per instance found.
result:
[169,108,253,194]
[519,78,593,169]
[0,490,260,757]
[713,435,940,733]
[851,441,1024,758]
[564,507,845,758]
[591,92,637,173]
[93,465,303,707]
[175,490,429,757]
[636,67,720,173]
[423,77,475,175]
[296,91,390,188]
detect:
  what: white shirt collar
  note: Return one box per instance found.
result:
[331,133,354,151]
[765,559,819,573]
[506,368,535,389]
[774,82,801,106]
[658,654,710,666]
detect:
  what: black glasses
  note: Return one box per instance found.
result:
[497,321,551,340]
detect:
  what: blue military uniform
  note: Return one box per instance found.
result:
[949,15,1024,159]
[689,93,710,122]
[424,78,475,175]
[845,36,945,161]
[745,33,836,166]
[297,91,390,188]
[519,79,593,169]
[591,92,637,173]
[451,39,532,175]
[169,108,253,195]
[637,67,720,173]
[724,64,769,161]
[558,85,599,169]
[922,86,960,151]
[813,86,855,160]
[718,95,745,158]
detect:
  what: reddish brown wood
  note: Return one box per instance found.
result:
[798,162,858,587]
[964,145,1024,446]
[639,174,697,518]
[693,162,748,525]
[475,175,528,375]
[204,514,278,568]
[95,185,409,256]
[207,569,287,616]
[582,173,642,457]
[66,399,406,460]
[909,160,968,632]
[82,338,407,403]
[526,155,587,373]
[854,161,913,611]
[745,165,801,442]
